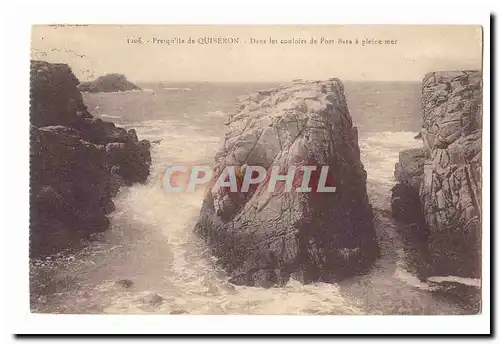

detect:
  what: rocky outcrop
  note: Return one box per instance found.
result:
[394,148,425,192]
[194,79,378,287]
[30,61,151,257]
[78,73,141,93]
[391,148,426,224]
[391,71,482,279]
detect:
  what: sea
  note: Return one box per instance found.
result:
[29,81,475,315]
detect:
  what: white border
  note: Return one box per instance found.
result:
[1,0,493,336]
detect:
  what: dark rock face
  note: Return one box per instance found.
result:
[30,61,151,257]
[116,279,134,288]
[141,293,164,308]
[391,71,482,279]
[194,79,378,288]
[391,148,427,225]
[391,183,423,224]
[394,148,425,192]
[78,73,141,93]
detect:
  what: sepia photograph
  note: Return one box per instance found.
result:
[15,19,490,335]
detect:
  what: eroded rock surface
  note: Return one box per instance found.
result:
[194,79,378,287]
[391,71,482,278]
[30,61,151,257]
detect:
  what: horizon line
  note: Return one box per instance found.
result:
[124,79,426,84]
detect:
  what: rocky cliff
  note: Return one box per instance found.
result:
[78,73,141,93]
[30,61,151,257]
[194,79,378,287]
[391,71,482,279]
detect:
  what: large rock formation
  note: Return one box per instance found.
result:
[391,71,482,279]
[30,61,151,257]
[78,73,141,93]
[194,79,378,287]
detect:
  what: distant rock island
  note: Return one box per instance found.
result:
[78,73,141,93]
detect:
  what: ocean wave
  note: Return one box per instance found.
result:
[31,124,469,315]
[205,110,227,117]
[427,276,481,288]
[89,89,144,95]
[162,87,191,91]
[359,131,421,209]
[99,114,122,119]
[395,266,437,291]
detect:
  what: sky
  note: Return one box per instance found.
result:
[31,25,483,82]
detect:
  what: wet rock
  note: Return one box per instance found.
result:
[194,79,378,287]
[29,61,152,258]
[116,279,134,288]
[142,293,164,307]
[127,129,139,143]
[427,276,481,314]
[391,184,424,224]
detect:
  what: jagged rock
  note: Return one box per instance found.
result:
[391,71,482,279]
[421,71,482,278]
[141,293,164,307]
[391,183,424,224]
[394,148,425,191]
[426,276,481,313]
[194,79,378,287]
[30,62,87,128]
[116,279,134,288]
[30,61,151,258]
[391,148,426,224]
[78,73,141,93]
